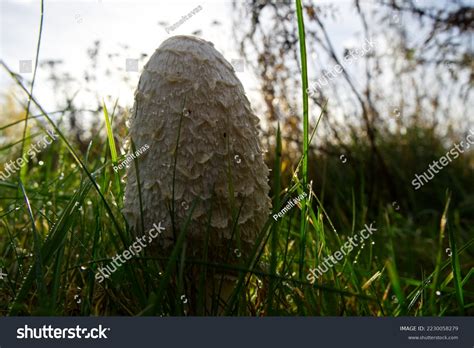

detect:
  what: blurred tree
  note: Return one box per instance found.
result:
[232,0,473,208]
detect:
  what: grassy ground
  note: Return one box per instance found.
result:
[0,90,472,316]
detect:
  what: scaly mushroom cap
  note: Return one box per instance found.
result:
[123,35,271,264]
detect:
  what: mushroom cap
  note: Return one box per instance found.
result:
[123,35,271,263]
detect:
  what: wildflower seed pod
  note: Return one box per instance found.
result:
[123,35,271,265]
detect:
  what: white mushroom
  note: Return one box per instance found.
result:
[123,35,271,311]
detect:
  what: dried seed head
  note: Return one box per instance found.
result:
[123,35,271,264]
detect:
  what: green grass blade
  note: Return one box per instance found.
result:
[19,127,31,183]
[295,0,309,187]
[19,0,44,173]
[102,101,118,165]
[430,192,451,314]
[268,123,282,314]
[386,259,406,315]
[447,222,464,314]
[295,0,310,281]
[18,180,47,309]
[9,180,93,315]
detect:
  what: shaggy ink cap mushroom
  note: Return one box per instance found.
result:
[123,35,271,265]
